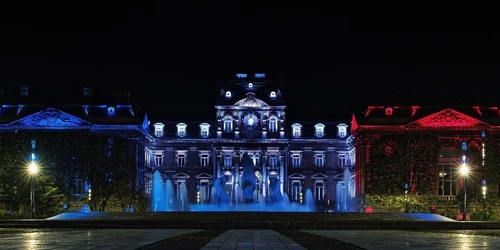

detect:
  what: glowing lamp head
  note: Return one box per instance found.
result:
[28,162,38,175]
[459,164,469,176]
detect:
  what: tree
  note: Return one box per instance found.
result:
[365,133,439,195]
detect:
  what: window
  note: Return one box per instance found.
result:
[249,153,259,167]
[153,123,165,137]
[268,116,278,132]
[176,123,187,137]
[338,154,347,167]
[269,155,278,169]
[155,154,163,167]
[337,123,348,138]
[314,181,325,201]
[176,151,187,167]
[291,153,301,167]
[223,116,233,132]
[438,164,457,196]
[199,152,210,167]
[291,181,302,201]
[314,153,325,167]
[224,154,232,168]
[314,123,325,138]
[292,123,302,138]
[200,123,210,138]
[198,179,211,202]
[145,150,150,165]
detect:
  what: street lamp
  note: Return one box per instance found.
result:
[28,161,38,219]
[459,163,469,221]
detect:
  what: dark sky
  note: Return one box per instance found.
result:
[1,2,499,122]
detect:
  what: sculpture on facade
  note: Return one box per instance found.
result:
[240,152,256,203]
[269,178,283,203]
[213,175,230,205]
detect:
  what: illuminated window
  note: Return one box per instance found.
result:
[291,153,301,167]
[199,151,210,167]
[224,154,232,168]
[268,116,278,132]
[236,73,247,78]
[248,152,260,167]
[292,123,302,138]
[254,73,265,78]
[145,150,150,165]
[338,154,347,167]
[438,164,457,196]
[268,154,278,169]
[223,115,233,132]
[314,123,325,138]
[337,123,348,138]
[200,123,210,138]
[199,179,211,202]
[314,153,325,167]
[155,154,163,166]
[176,151,187,167]
[314,181,325,201]
[291,180,302,201]
[176,123,187,137]
[153,123,165,137]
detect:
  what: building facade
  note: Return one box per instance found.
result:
[147,73,355,212]
[0,85,151,212]
[351,105,499,206]
[0,75,355,213]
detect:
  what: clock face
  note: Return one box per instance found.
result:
[243,114,258,127]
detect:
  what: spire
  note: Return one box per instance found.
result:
[142,113,149,131]
[350,114,358,134]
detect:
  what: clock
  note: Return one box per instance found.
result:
[243,114,258,127]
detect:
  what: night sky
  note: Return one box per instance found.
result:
[1,2,499,122]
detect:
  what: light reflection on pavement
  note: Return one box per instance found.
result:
[0,228,200,250]
[304,230,500,249]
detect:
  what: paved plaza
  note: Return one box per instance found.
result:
[3,212,500,249]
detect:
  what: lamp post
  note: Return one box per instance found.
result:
[460,163,469,221]
[28,161,38,219]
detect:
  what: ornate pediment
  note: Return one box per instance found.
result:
[409,108,489,127]
[10,107,92,127]
[234,92,269,107]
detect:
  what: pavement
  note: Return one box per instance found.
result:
[2,212,500,249]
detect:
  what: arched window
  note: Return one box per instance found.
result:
[199,123,210,138]
[314,123,325,138]
[337,123,348,138]
[268,116,278,132]
[292,123,302,138]
[153,123,165,137]
[223,115,233,132]
[176,123,187,137]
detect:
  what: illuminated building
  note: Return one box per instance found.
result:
[148,73,355,211]
[352,105,493,204]
[0,75,355,212]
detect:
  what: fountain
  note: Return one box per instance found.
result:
[150,153,317,212]
[336,168,358,212]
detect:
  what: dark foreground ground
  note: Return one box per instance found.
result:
[3,212,500,249]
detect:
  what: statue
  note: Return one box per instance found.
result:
[240,152,256,203]
[269,178,283,203]
[213,175,230,205]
